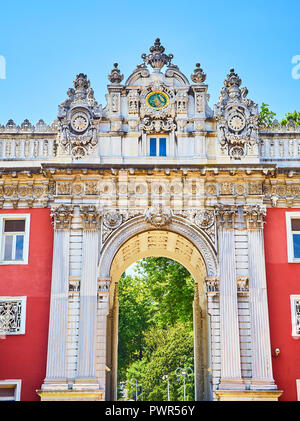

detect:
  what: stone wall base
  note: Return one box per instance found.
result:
[214,390,283,401]
[36,389,105,401]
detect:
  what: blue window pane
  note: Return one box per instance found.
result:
[293,234,300,258]
[15,235,24,260]
[159,138,166,156]
[4,235,13,260]
[150,138,156,156]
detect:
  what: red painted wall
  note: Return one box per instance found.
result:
[264,208,300,401]
[0,209,53,401]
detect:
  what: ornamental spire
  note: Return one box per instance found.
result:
[141,38,173,71]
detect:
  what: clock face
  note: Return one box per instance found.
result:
[228,113,246,132]
[70,111,89,133]
[146,91,169,110]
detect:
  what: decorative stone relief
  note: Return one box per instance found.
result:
[51,204,74,230]
[80,205,101,230]
[215,68,259,159]
[140,117,176,133]
[175,208,216,245]
[243,205,266,228]
[145,206,173,228]
[215,204,237,228]
[103,210,123,230]
[57,73,101,159]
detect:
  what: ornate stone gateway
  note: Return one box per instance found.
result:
[1,38,293,400]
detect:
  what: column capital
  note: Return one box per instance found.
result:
[215,204,238,229]
[51,204,74,230]
[80,205,101,230]
[243,204,266,229]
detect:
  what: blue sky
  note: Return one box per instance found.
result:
[0,0,299,125]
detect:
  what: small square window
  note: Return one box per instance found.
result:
[0,380,21,401]
[148,136,167,157]
[286,213,300,262]
[0,215,30,265]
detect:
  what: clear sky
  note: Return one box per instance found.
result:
[0,0,299,125]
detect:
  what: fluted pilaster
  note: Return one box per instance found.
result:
[74,206,101,389]
[245,206,276,390]
[42,205,73,389]
[216,205,243,389]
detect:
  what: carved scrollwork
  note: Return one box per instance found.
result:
[103,210,123,229]
[243,204,266,228]
[140,117,176,133]
[51,204,74,230]
[215,204,237,228]
[80,205,101,230]
[145,206,173,228]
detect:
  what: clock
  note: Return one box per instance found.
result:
[146,91,169,110]
[70,111,89,133]
[228,113,246,132]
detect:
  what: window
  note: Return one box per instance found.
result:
[286,212,300,262]
[290,295,300,338]
[0,214,30,264]
[0,380,21,401]
[0,297,27,335]
[149,136,167,157]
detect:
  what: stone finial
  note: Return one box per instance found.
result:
[73,73,90,91]
[108,63,124,84]
[191,63,206,83]
[224,68,242,89]
[141,38,173,71]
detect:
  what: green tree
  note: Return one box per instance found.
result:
[281,110,300,126]
[118,274,153,380]
[126,323,194,401]
[136,257,195,328]
[118,258,195,401]
[258,102,276,127]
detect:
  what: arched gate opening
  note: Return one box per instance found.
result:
[98,216,218,401]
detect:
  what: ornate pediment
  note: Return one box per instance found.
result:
[214,68,259,159]
[57,74,101,159]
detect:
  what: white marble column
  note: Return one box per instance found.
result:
[216,206,243,390]
[97,278,111,392]
[42,205,73,390]
[74,206,100,390]
[245,206,276,390]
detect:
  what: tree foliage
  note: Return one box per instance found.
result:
[258,102,276,127]
[117,257,195,401]
[281,110,300,126]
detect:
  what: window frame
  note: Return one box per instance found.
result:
[0,380,22,401]
[0,214,30,265]
[290,294,300,339]
[147,135,168,157]
[0,296,27,335]
[286,212,300,263]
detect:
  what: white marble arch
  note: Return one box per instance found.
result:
[98,215,218,283]
[97,215,218,401]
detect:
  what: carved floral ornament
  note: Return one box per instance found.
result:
[51,204,74,230]
[145,206,173,228]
